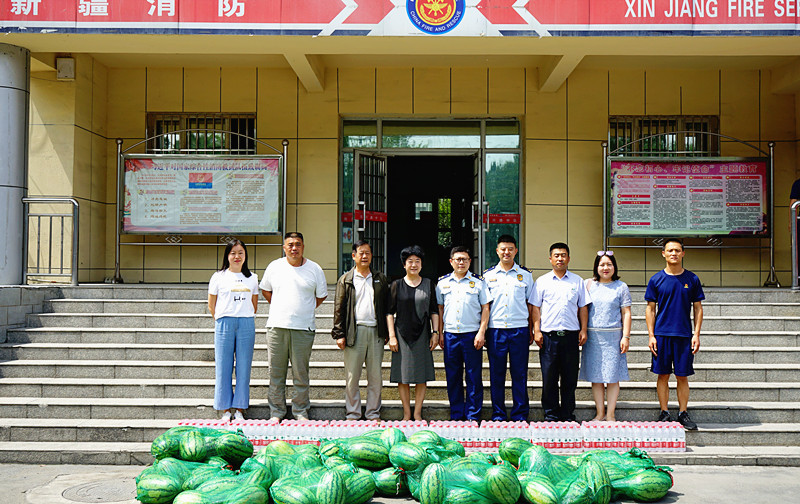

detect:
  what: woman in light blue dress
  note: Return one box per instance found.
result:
[579,251,631,421]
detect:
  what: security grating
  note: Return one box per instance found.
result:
[146,113,256,155]
[609,115,720,157]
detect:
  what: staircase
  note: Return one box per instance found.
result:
[0,285,799,465]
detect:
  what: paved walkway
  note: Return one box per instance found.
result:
[2,463,799,503]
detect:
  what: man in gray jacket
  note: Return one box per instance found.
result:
[332,240,390,420]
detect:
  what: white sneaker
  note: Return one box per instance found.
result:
[269,417,281,423]
[233,410,245,421]
[295,414,309,421]
[220,411,232,422]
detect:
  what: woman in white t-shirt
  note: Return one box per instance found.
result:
[208,240,259,422]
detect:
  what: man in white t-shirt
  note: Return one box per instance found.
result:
[260,232,328,421]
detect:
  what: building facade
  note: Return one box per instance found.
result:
[3,1,800,286]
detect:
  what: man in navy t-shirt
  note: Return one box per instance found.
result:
[645,238,705,430]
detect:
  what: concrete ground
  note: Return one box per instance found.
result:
[1,463,799,504]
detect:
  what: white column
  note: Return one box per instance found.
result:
[0,44,30,285]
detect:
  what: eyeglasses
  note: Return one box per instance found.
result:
[452,257,471,263]
[597,250,614,256]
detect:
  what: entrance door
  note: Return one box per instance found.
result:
[472,153,488,273]
[353,152,388,273]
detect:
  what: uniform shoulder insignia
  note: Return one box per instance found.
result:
[438,273,451,281]
[473,273,484,281]
[519,265,531,273]
[483,265,497,274]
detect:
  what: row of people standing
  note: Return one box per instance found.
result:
[208,232,703,430]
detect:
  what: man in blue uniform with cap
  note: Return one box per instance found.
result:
[437,246,493,421]
[483,234,534,421]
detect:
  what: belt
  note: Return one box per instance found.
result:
[544,330,578,337]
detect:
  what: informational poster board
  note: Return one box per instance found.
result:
[608,158,769,238]
[123,155,282,235]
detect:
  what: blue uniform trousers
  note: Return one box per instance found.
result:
[539,330,580,421]
[443,331,483,421]
[486,327,530,421]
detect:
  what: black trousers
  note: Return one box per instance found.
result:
[539,330,580,421]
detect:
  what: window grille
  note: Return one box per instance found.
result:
[146,113,256,155]
[609,115,719,157]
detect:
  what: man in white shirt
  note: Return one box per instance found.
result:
[529,242,591,421]
[332,240,390,420]
[260,232,328,421]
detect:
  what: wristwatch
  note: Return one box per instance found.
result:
[432,330,440,335]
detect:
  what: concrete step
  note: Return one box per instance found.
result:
[8,326,800,348]
[44,299,335,315]
[1,396,799,423]
[2,357,800,384]
[1,377,799,403]
[3,341,800,365]
[26,312,800,332]
[627,301,800,317]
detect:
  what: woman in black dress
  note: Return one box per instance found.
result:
[386,245,440,421]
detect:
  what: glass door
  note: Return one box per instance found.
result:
[354,151,388,274]
[472,153,487,273]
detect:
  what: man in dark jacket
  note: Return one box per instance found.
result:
[332,240,390,420]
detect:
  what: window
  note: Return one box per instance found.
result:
[146,113,256,155]
[415,202,433,220]
[609,115,719,157]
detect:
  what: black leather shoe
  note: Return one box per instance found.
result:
[657,410,673,422]
[678,411,698,430]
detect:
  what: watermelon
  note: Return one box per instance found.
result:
[172,490,209,504]
[521,474,559,504]
[611,468,673,502]
[182,465,228,491]
[226,483,269,504]
[203,456,230,468]
[467,451,496,465]
[379,427,407,450]
[372,467,409,497]
[316,469,347,504]
[319,440,340,458]
[151,426,197,459]
[179,431,208,462]
[155,457,202,482]
[241,467,272,489]
[362,428,385,438]
[343,468,377,504]
[389,442,429,471]
[270,483,316,504]
[295,452,323,470]
[418,462,447,504]
[213,431,253,465]
[442,439,466,457]
[499,437,533,467]
[264,440,296,456]
[323,455,351,470]
[408,430,443,446]
[136,472,183,504]
[443,488,494,504]
[344,437,390,470]
[581,459,612,504]
[486,464,522,504]
[296,443,320,455]
[240,457,272,475]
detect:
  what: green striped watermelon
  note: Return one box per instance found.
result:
[195,476,240,495]
[181,465,228,491]
[226,483,269,504]
[344,437,390,470]
[296,443,320,455]
[611,468,673,502]
[362,428,385,438]
[408,430,442,446]
[151,426,197,460]
[486,464,522,504]
[178,431,208,462]
[379,427,407,450]
[295,452,323,470]
[499,437,533,467]
[372,467,409,497]
[389,442,429,471]
[442,439,466,457]
[154,457,201,482]
[203,456,230,468]
[581,459,612,504]
[240,466,272,489]
[264,440,296,455]
[319,440,340,458]
[213,431,253,465]
[316,469,346,504]
[323,455,350,470]
[443,488,494,504]
[270,483,316,504]
[418,462,447,504]
[521,474,559,504]
[171,490,209,504]
[343,468,377,504]
[135,472,183,504]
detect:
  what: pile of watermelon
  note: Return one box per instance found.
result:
[136,425,674,504]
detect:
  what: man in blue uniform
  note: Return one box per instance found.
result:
[436,246,492,421]
[529,242,591,422]
[483,235,534,421]
[646,238,704,430]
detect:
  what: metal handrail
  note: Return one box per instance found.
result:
[792,201,800,290]
[22,197,80,286]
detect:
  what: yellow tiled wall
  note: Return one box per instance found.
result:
[29,60,799,286]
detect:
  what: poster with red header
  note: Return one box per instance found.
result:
[608,158,769,237]
[123,156,282,235]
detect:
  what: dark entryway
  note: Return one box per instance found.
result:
[386,155,475,281]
